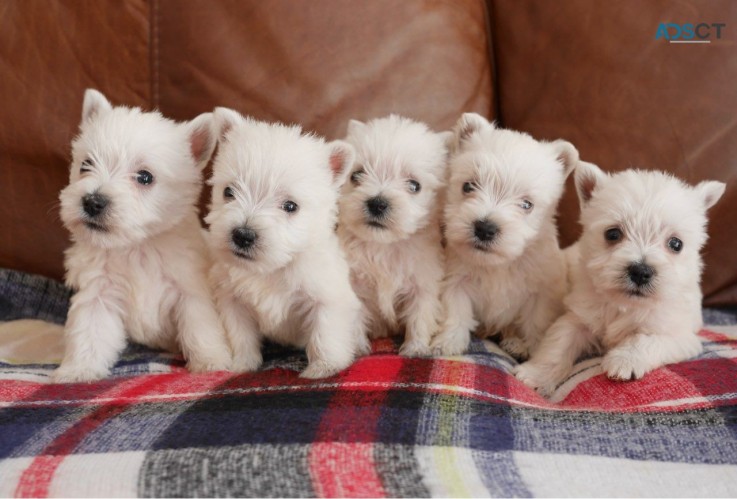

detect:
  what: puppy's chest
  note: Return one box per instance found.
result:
[470,267,531,324]
[236,275,305,334]
[119,250,181,333]
[350,246,417,307]
[69,244,181,342]
[585,302,653,348]
[71,244,176,295]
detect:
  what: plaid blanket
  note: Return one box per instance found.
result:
[1,269,737,497]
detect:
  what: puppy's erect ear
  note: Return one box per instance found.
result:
[327,140,356,188]
[695,180,726,210]
[82,89,112,124]
[574,161,607,207]
[186,113,217,169]
[550,140,579,179]
[212,107,242,143]
[454,113,491,145]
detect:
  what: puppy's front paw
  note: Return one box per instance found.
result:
[300,360,345,379]
[355,335,373,357]
[399,339,432,358]
[513,362,557,398]
[430,329,469,356]
[602,351,648,381]
[230,351,263,374]
[52,365,109,384]
[499,336,530,361]
[187,352,233,373]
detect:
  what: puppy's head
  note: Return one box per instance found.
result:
[443,113,577,265]
[205,108,354,273]
[338,115,451,243]
[60,89,215,248]
[575,162,725,303]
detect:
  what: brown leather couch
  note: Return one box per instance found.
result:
[1,0,735,306]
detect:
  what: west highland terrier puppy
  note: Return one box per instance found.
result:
[206,108,367,379]
[55,89,232,382]
[337,115,451,356]
[515,162,725,397]
[431,113,579,359]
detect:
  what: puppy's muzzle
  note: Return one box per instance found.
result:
[82,192,110,218]
[473,219,499,243]
[627,261,655,287]
[231,226,258,251]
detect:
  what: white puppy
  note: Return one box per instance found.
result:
[515,163,725,397]
[431,113,578,359]
[337,115,450,356]
[55,89,232,382]
[206,108,366,379]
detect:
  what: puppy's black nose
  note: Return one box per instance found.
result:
[474,219,499,242]
[627,262,655,287]
[231,226,258,250]
[82,192,109,218]
[366,196,390,217]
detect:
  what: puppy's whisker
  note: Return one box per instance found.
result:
[46,201,62,218]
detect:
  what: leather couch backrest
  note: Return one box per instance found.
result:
[1,0,735,305]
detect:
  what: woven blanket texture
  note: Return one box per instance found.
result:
[1,268,736,497]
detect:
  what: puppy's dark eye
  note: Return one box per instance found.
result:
[350,169,365,185]
[80,158,93,173]
[605,227,623,243]
[136,170,154,185]
[520,199,533,211]
[462,181,475,194]
[224,187,235,200]
[408,180,421,193]
[668,237,683,253]
[282,200,298,213]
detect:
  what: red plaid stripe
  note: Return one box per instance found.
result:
[309,355,405,497]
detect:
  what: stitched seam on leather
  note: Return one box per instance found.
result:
[483,0,502,126]
[150,0,160,110]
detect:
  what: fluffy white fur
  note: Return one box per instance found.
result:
[431,113,578,359]
[206,108,367,379]
[54,89,232,382]
[337,115,450,356]
[515,162,726,396]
